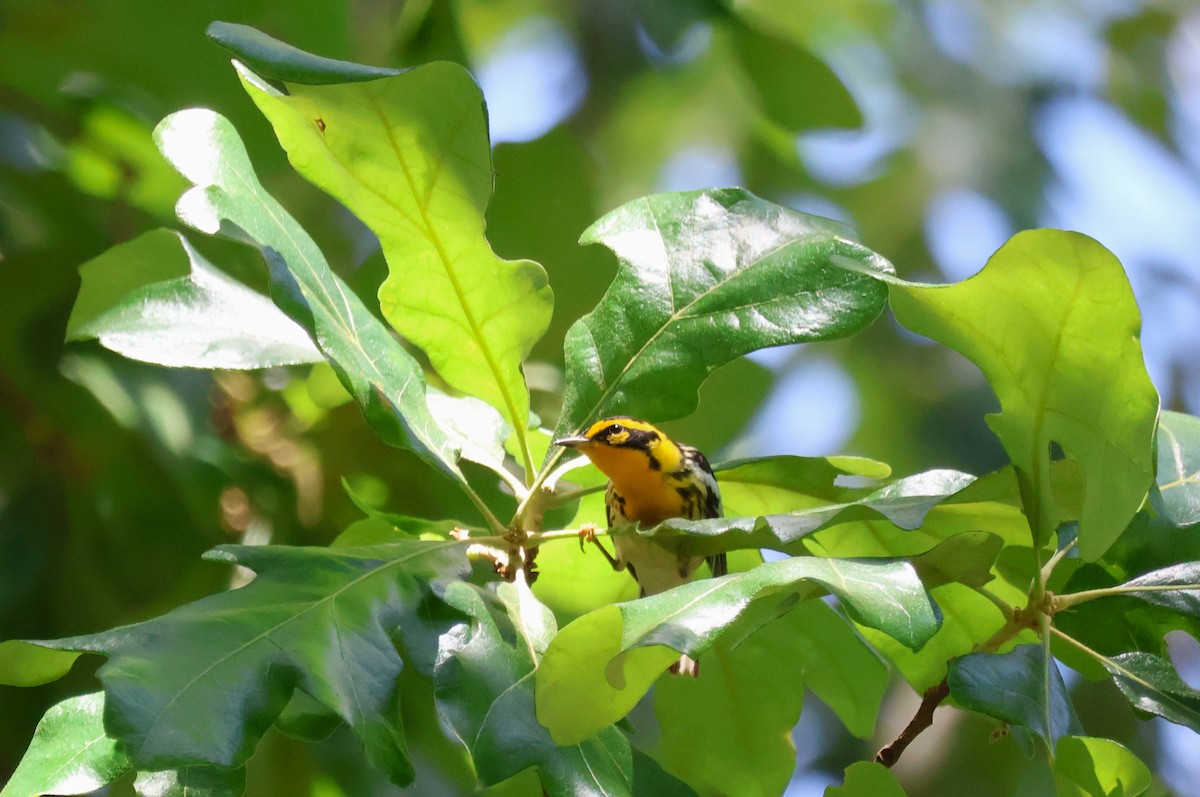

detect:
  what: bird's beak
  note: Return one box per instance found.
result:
[552,435,590,449]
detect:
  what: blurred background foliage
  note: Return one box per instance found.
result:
[2,1,1199,795]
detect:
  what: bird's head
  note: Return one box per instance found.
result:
[553,417,682,485]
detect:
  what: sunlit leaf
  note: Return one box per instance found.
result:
[36,541,468,785]
[1104,650,1200,732]
[155,108,466,482]
[434,580,633,796]
[0,640,79,687]
[66,229,322,369]
[1153,410,1200,527]
[536,556,936,745]
[133,766,246,797]
[655,598,885,796]
[883,230,1159,559]
[1052,736,1151,797]
[230,36,552,468]
[824,761,907,797]
[1,692,129,797]
[948,644,1082,750]
[910,532,1003,589]
[857,583,1012,692]
[553,188,891,449]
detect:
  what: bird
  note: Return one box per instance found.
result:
[553,416,726,676]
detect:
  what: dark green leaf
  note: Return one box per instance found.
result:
[133,766,246,797]
[537,556,936,744]
[553,188,891,444]
[1105,650,1200,732]
[206,22,399,84]
[40,541,468,784]
[67,229,321,369]
[885,230,1159,558]
[1,692,130,797]
[1052,736,1151,797]
[155,109,466,484]
[728,20,862,131]
[1152,411,1200,526]
[1120,562,1200,617]
[434,581,633,796]
[0,640,79,687]
[948,644,1082,750]
[236,58,552,464]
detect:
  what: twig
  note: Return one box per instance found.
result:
[875,679,950,768]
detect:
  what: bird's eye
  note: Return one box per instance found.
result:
[606,424,625,436]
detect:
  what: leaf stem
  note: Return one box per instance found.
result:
[464,488,507,535]
[1040,537,1077,582]
[1054,582,1200,611]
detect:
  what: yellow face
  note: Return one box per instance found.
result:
[553,416,683,497]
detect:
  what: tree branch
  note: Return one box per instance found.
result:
[875,679,950,768]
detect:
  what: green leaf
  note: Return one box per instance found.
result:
[155,108,467,484]
[884,230,1159,559]
[554,188,891,443]
[1052,736,1151,797]
[235,55,552,470]
[434,580,633,796]
[715,454,891,518]
[0,640,79,686]
[206,21,399,84]
[1153,411,1200,526]
[536,556,936,745]
[641,468,980,558]
[1104,650,1200,732]
[727,20,862,131]
[654,599,885,796]
[1,692,130,797]
[824,761,907,797]
[910,532,1004,589]
[948,644,1083,750]
[858,583,1011,692]
[133,766,246,797]
[1118,562,1200,618]
[66,229,321,369]
[39,540,468,785]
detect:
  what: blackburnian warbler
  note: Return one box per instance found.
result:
[553,417,726,676]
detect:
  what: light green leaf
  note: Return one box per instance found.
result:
[553,188,891,447]
[155,108,466,485]
[883,230,1159,559]
[1104,650,1200,732]
[434,581,633,796]
[536,556,936,745]
[715,454,891,518]
[655,598,886,797]
[233,50,552,471]
[67,229,321,369]
[37,541,469,785]
[1052,736,1151,797]
[858,583,1011,692]
[0,640,79,687]
[948,644,1083,750]
[824,761,907,797]
[133,766,246,797]
[1,692,130,797]
[1153,411,1200,526]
